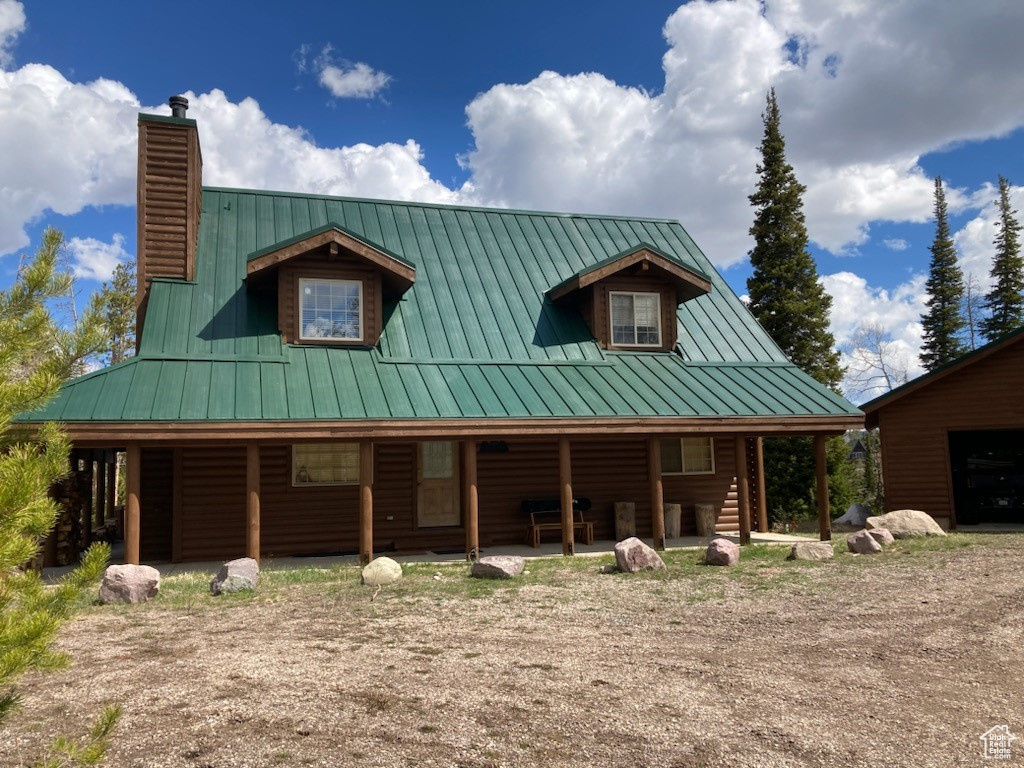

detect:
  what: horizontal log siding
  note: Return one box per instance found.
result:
[662,437,738,534]
[876,339,1024,523]
[179,447,246,561]
[139,448,173,561]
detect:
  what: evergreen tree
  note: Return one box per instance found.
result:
[919,177,967,369]
[981,176,1024,340]
[0,228,119,761]
[95,259,137,365]
[747,88,843,389]
[746,89,848,525]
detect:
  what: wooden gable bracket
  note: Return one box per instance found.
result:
[246,223,416,293]
[545,243,713,304]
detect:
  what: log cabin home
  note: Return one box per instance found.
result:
[863,327,1024,529]
[23,98,862,565]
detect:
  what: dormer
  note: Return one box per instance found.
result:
[246,223,415,347]
[546,244,712,351]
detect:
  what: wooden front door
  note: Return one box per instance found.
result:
[416,441,461,528]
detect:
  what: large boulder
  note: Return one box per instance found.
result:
[471,555,525,579]
[833,503,871,528]
[847,529,883,555]
[361,556,402,586]
[866,528,895,547]
[866,509,946,538]
[614,537,666,573]
[99,564,160,604]
[210,557,260,595]
[705,537,739,567]
[787,541,835,561]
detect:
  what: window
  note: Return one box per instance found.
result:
[661,437,715,475]
[299,278,362,341]
[610,291,661,347]
[292,443,360,485]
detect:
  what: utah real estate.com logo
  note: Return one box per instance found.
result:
[980,725,1016,760]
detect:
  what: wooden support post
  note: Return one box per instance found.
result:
[171,449,183,563]
[754,437,768,533]
[559,437,574,556]
[648,437,666,550]
[125,443,141,565]
[83,455,94,547]
[464,440,479,561]
[94,458,105,529]
[735,436,752,546]
[815,434,831,541]
[359,440,374,566]
[246,443,260,562]
[105,452,116,521]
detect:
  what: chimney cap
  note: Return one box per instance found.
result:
[169,95,189,118]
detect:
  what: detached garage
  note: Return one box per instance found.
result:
[863,328,1024,529]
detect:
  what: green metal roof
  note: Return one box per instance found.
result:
[23,189,861,424]
[246,221,415,269]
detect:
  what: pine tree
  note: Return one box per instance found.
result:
[747,88,843,389]
[745,89,849,525]
[919,177,967,370]
[95,259,137,365]
[981,176,1024,340]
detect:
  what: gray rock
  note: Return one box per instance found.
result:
[847,529,883,555]
[787,541,835,561]
[599,564,619,574]
[210,557,260,595]
[866,509,946,538]
[705,537,739,566]
[99,564,160,604]
[471,555,525,579]
[866,528,895,547]
[614,537,666,573]
[361,556,402,586]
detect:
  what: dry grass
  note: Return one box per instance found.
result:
[3,534,1023,767]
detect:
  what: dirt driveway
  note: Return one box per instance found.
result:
[3,535,1022,767]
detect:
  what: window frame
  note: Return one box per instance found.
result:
[291,443,361,487]
[661,437,716,476]
[608,290,662,348]
[297,277,364,343]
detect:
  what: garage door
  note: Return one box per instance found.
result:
[949,429,1024,525]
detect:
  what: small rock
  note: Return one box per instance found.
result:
[210,557,260,595]
[99,564,160,604]
[787,541,835,561]
[361,557,402,586]
[866,509,946,538]
[847,529,883,555]
[599,564,619,574]
[704,537,739,567]
[432,572,442,581]
[833,503,871,528]
[866,528,895,547]
[614,537,667,573]
[471,555,525,579]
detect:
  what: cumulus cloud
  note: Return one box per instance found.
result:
[461,0,1024,265]
[67,232,129,282]
[298,44,391,99]
[883,238,909,252]
[0,0,24,67]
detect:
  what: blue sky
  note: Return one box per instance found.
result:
[3,0,1024,398]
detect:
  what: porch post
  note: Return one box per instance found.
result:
[815,434,831,541]
[125,443,141,565]
[647,437,666,550]
[558,437,574,556]
[734,436,752,545]
[95,456,106,529]
[359,440,374,565]
[464,440,479,561]
[83,453,94,547]
[246,443,260,561]
[754,437,768,533]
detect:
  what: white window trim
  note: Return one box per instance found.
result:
[662,437,716,476]
[609,290,662,348]
[298,277,364,343]
[291,443,361,487]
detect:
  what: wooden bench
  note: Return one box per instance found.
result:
[522,498,594,548]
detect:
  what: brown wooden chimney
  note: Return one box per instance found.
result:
[136,95,202,321]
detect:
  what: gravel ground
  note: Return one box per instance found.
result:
[2,535,1023,768]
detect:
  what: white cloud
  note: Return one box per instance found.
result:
[319,62,391,99]
[67,232,129,282]
[883,238,909,252]
[0,0,24,67]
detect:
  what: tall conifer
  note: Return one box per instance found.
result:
[919,177,967,369]
[981,176,1024,340]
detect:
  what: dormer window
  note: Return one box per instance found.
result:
[299,278,362,341]
[610,291,661,347]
